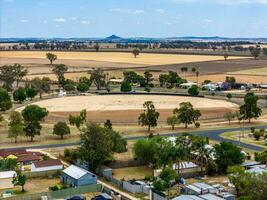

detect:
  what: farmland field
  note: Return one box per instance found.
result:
[16,94,238,123]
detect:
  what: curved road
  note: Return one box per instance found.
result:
[2,125,267,151]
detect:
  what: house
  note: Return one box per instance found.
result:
[0,171,17,189]
[61,165,97,187]
[31,159,63,172]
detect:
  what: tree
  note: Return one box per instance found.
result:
[226,93,232,100]
[227,166,246,197]
[94,43,100,52]
[104,119,112,130]
[77,82,89,93]
[46,53,57,65]
[214,142,245,174]
[13,64,28,87]
[263,48,267,57]
[144,70,153,87]
[52,64,68,85]
[13,87,26,103]
[226,76,236,88]
[249,47,261,59]
[0,88,12,111]
[253,130,262,141]
[132,48,140,58]
[158,167,177,195]
[181,67,188,77]
[167,116,179,130]
[0,65,18,91]
[25,87,37,100]
[8,111,24,143]
[64,83,75,93]
[79,76,91,86]
[22,105,48,142]
[53,121,70,139]
[224,53,229,61]
[12,173,26,193]
[69,109,87,130]
[172,143,189,174]
[224,111,235,125]
[89,68,106,90]
[191,67,196,73]
[188,85,199,96]
[195,71,199,84]
[120,81,132,92]
[138,101,160,132]
[240,92,262,123]
[78,123,115,172]
[31,77,51,98]
[0,158,18,171]
[174,102,201,128]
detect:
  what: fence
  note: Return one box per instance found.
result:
[22,170,61,178]
[2,184,102,200]
[150,190,167,200]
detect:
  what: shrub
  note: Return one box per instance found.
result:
[195,122,200,128]
[251,127,255,133]
[253,131,261,141]
[120,81,132,92]
[188,85,199,96]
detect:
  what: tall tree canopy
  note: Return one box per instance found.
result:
[46,53,57,65]
[89,68,106,90]
[52,64,68,85]
[138,101,160,132]
[0,88,12,111]
[22,105,48,142]
[174,102,201,128]
[240,92,262,123]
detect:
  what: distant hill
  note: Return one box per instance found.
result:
[0,35,266,43]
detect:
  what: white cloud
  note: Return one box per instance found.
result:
[71,17,77,20]
[109,8,145,15]
[54,18,66,22]
[20,19,29,23]
[154,8,165,13]
[81,20,90,24]
[203,18,213,23]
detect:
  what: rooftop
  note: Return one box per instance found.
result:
[63,165,95,180]
[33,159,62,168]
[0,171,16,179]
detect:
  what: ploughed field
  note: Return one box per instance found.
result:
[16,95,238,123]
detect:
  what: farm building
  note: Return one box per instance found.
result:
[0,171,17,189]
[61,165,97,187]
[31,159,63,172]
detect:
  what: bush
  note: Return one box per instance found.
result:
[13,88,26,103]
[253,131,262,141]
[49,185,59,191]
[64,83,75,92]
[188,85,199,96]
[195,122,200,128]
[226,93,232,100]
[77,82,89,92]
[120,81,132,92]
[251,127,255,133]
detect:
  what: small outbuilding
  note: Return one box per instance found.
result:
[0,171,17,189]
[61,165,97,187]
[31,159,63,172]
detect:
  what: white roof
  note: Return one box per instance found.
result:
[63,165,91,179]
[180,82,197,87]
[173,162,198,170]
[246,167,267,174]
[0,171,16,179]
[199,194,224,200]
[172,195,203,200]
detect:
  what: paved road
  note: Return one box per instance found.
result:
[2,125,267,151]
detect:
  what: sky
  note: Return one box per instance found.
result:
[0,0,267,38]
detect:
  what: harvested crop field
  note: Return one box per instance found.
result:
[16,95,238,123]
[0,50,245,67]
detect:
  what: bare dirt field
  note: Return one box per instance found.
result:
[16,95,238,123]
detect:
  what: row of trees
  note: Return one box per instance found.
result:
[138,101,201,132]
[134,134,245,177]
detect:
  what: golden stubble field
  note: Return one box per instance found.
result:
[0,51,246,66]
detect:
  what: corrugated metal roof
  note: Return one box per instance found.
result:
[199,194,224,200]
[0,171,16,179]
[172,195,203,200]
[63,165,92,180]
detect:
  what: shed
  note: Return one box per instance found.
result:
[0,171,17,189]
[31,159,63,172]
[61,165,97,187]
[199,193,225,200]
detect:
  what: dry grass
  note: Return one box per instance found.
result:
[227,67,267,75]
[16,95,238,112]
[112,166,153,180]
[0,51,246,66]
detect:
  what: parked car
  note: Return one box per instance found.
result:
[66,195,86,200]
